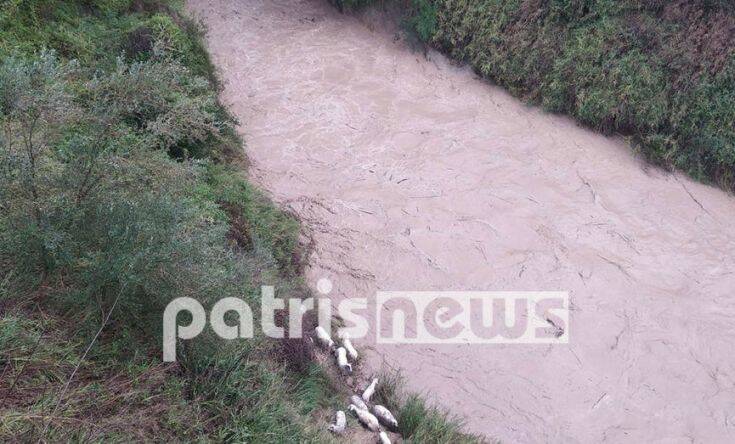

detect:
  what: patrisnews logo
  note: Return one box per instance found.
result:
[162,287,569,361]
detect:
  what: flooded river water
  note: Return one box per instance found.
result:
[188,0,735,441]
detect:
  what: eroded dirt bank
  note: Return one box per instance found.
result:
[188,0,735,441]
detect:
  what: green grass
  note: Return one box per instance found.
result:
[0,313,209,441]
[0,1,337,441]
[198,163,303,275]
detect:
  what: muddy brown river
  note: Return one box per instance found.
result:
[188,0,735,441]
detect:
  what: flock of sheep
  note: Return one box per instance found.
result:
[314,326,398,443]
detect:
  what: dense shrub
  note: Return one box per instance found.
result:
[1,49,224,338]
[431,0,735,187]
[329,0,375,12]
[406,0,439,42]
[0,4,332,440]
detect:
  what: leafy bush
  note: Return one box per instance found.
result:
[428,0,735,188]
[0,41,331,444]
[407,0,439,42]
[0,0,342,441]
[1,49,220,333]
[328,0,376,12]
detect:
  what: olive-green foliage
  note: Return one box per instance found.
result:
[198,163,301,274]
[329,0,377,12]
[436,0,735,187]
[1,0,141,65]
[407,0,438,42]
[336,0,735,189]
[0,1,335,441]
[333,0,438,42]
[0,51,224,297]
[1,46,213,373]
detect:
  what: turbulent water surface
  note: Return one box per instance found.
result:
[188,0,735,441]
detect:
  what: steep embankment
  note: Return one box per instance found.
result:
[1,1,472,442]
[0,1,332,441]
[190,0,735,442]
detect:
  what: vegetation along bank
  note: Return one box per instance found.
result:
[0,0,479,441]
[334,0,735,190]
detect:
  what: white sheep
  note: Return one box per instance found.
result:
[348,404,381,432]
[362,378,378,402]
[335,346,352,374]
[339,332,359,360]
[350,394,369,411]
[314,326,334,349]
[327,410,346,434]
[372,404,398,429]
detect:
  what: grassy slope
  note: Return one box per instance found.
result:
[338,0,735,190]
[1,1,481,442]
[0,1,335,441]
